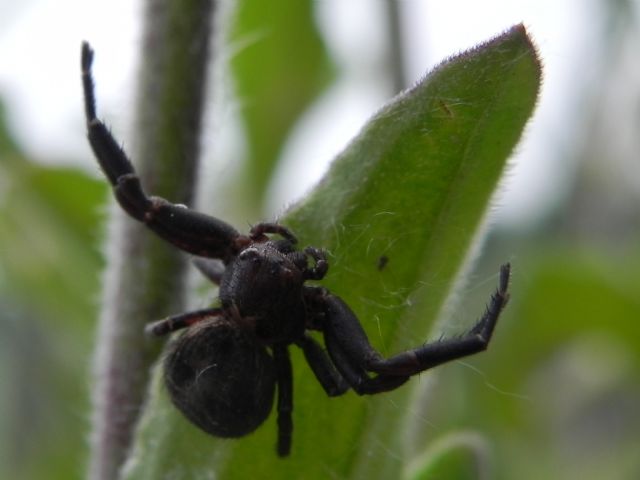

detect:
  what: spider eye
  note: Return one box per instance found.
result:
[239,248,260,262]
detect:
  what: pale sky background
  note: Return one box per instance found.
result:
[0,0,606,227]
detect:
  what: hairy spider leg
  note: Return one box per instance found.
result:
[145,307,223,336]
[273,345,293,457]
[81,42,243,262]
[320,264,510,395]
[249,223,298,244]
[296,334,349,396]
[323,319,410,394]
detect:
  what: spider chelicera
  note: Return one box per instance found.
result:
[81,42,511,457]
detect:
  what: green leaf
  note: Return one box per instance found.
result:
[403,430,492,480]
[0,102,106,480]
[123,25,541,479]
[0,125,105,324]
[229,0,334,211]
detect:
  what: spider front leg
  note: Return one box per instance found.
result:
[317,264,511,395]
[249,223,297,244]
[81,42,243,261]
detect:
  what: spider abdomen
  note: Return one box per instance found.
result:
[164,318,276,438]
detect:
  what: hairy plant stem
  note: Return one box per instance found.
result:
[88,1,217,479]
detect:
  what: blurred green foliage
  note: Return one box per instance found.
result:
[229,0,334,212]
[0,102,106,479]
[1,1,639,479]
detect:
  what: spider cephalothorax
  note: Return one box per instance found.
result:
[82,42,510,457]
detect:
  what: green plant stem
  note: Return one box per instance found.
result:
[88,1,216,479]
[384,0,408,92]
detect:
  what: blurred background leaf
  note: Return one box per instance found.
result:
[228,0,334,215]
[415,248,640,480]
[0,101,106,480]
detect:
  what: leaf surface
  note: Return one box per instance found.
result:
[123,25,541,480]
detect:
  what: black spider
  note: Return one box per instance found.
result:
[81,42,511,457]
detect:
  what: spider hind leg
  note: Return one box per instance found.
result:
[318,264,511,395]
